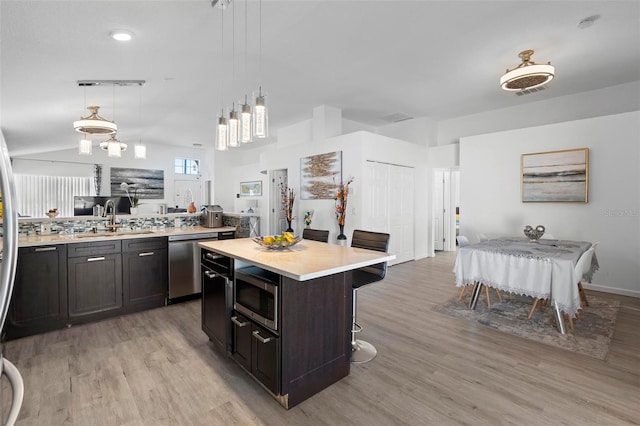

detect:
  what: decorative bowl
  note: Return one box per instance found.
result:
[252,235,302,249]
[524,224,545,241]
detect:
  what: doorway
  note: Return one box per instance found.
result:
[432,168,459,251]
[269,169,288,235]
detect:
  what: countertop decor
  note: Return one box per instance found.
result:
[279,180,295,232]
[334,176,354,240]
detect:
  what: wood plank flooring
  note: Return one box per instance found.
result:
[2,251,639,425]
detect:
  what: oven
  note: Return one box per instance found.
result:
[234,266,279,332]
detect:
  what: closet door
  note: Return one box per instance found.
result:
[363,162,415,265]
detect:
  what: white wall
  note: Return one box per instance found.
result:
[460,111,640,297]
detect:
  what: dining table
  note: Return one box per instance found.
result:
[453,237,599,334]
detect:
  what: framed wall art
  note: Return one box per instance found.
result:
[110,167,165,199]
[240,181,262,197]
[521,148,589,202]
[300,150,342,200]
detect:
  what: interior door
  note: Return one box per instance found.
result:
[269,169,288,235]
[433,170,445,251]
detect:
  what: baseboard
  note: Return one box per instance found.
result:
[584,283,640,298]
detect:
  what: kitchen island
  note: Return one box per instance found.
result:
[198,238,395,409]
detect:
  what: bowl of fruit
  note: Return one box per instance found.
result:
[47,208,59,218]
[253,232,302,249]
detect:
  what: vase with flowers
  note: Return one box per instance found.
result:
[120,182,140,214]
[303,210,314,228]
[334,176,354,240]
[279,180,295,232]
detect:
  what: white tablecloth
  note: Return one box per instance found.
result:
[453,238,598,316]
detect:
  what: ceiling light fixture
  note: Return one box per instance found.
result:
[134,83,147,159]
[253,0,268,138]
[110,30,134,41]
[78,135,92,155]
[500,50,555,92]
[215,6,229,151]
[74,105,117,135]
[100,134,128,158]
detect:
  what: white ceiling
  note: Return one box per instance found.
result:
[1,0,639,157]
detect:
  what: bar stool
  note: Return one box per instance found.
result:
[350,229,390,363]
[302,228,330,243]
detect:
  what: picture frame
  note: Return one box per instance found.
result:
[240,181,262,197]
[300,150,342,200]
[521,148,589,203]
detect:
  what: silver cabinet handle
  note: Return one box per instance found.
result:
[206,252,223,260]
[231,316,249,327]
[87,256,105,262]
[138,251,154,257]
[204,270,216,279]
[35,247,57,252]
[252,330,273,344]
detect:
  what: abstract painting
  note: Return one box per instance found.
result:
[240,181,262,197]
[300,151,342,200]
[521,148,589,202]
[110,167,164,199]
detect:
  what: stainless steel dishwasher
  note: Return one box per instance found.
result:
[167,232,219,303]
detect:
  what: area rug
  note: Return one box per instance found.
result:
[434,293,620,360]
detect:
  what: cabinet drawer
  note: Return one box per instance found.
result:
[122,237,167,253]
[68,240,121,257]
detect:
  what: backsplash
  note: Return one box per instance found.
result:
[0,215,203,237]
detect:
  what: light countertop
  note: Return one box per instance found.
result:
[199,238,395,281]
[15,226,236,247]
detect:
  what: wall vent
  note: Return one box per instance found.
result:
[380,112,414,123]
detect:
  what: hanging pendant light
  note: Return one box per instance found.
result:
[216,111,229,151]
[100,134,127,158]
[78,134,92,155]
[253,86,268,138]
[73,105,117,135]
[228,105,240,147]
[240,96,253,143]
[134,83,147,159]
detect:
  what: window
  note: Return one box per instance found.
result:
[175,158,200,175]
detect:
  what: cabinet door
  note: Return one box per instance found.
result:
[68,253,123,320]
[251,325,279,394]
[123,248,167,312]
[6,245,68,339]
[202,268,229,349]
[231,314,252,372]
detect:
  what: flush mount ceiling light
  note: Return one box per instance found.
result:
[74,105,117,135]
[110,30,134,41]
[500,50,555,92]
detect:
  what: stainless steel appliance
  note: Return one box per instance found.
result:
[234,266,279,332]
[0,131,25,424]
[202,205,223,228]
[168,232,218,302]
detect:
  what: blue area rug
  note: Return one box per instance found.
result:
[435,293,619,360]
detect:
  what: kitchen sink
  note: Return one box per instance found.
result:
[73,230,156,238]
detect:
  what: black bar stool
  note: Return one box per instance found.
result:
[302,228,330,243]
[350,229,390,363]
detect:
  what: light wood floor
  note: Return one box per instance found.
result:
[2,251,639,425]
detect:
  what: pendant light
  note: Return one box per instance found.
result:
[252,0,268,139]
[240,0,252,143]
[100,134,127,158]
[74,105,117,135]
[215,4,229,151]
[227,3,240,148]
[78,134,92,155]
[134,83,147,159]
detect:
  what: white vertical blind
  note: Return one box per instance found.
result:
[14,175,93,218]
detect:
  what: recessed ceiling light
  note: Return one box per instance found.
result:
[110,30,134,42]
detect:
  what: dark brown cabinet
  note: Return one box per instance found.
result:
[231,313,279,394]
[67,240,123,323]
[122,237,168,312]
[4,245,68,339]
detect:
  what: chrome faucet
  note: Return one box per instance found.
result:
[102,200,122,232]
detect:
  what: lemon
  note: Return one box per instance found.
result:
[263,236,275,244]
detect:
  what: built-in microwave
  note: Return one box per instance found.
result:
[234,266,279,332]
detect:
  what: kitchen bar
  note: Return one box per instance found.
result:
[198,238,395,409]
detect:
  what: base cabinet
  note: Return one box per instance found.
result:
[5,245,68,339]
[231,313,279,394]
[122,238,168,312]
